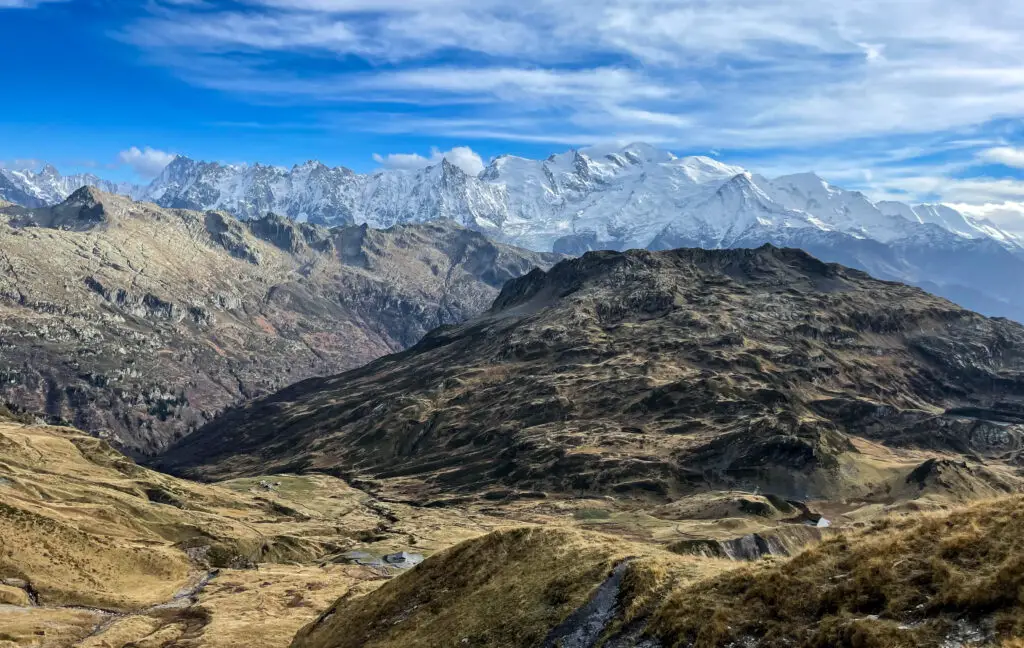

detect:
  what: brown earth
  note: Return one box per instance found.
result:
[0,416,521,647]
[158,245,1024,505]
[5,243,1024,648]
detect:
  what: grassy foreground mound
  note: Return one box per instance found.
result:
[648,495,1024,647]
[291,527,732,648]
[294,496,1024,648]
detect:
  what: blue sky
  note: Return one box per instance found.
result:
[3,0,1024,229]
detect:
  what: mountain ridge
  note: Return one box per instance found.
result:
[156,244,1024,505]
[0,189,559,454]
[4,146,1016,249]
[4,144,1023,321]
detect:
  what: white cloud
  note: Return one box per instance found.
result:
[118,0,1024,153]
[0,158,44,170]
[102,0,1024,211]
[372,146,485,175]
[117,146,176,178]
[979,147,1024,168]
[948,201,1024,237]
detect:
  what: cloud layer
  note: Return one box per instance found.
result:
[121,1,1024,150]
[118,146,176,179]
[981,147,1024,169]
[372,146,485,175]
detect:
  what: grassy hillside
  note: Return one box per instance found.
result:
[291,527,734,648]
[293,496,1024,648]
[0,418,512,646]
[647,494,1024,647]
[3,413,1023,647]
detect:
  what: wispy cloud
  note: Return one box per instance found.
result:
[108,0,1024,207]
[0,0,66,7]
[0,158,44,170]
[950,201,1024,237]
[979,147,1024,169]
[373,146,485,175]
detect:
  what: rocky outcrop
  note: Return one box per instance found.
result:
[669,526,828,561]
[0,191,558,454]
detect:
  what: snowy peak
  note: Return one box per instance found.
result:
[0,163,139,207]
[878,201,1020,244]
[141,155,364,224]
[771,171,832,194]
[671,156,746,184]
[762,172,914,242]
[3,144,1020,256]
[619,142,676,164]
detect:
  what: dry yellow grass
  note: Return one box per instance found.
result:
[0,420,519,646]
[71,565,388,648]
[189,565,386,648]
[291,527,735,648]
[0,606,102,647]
[6,415,1021,648]
[647,495,1024,647]
[0,420,508,612]
[289,495,1024,648]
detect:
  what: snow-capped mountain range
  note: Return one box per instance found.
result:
[3,143,1023,321]
[0,164,134,209]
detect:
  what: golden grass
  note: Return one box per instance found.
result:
[291,527,734,648]
[0,421,522,646]
[0,421,497,611]
[290,495,1024,648]
[6,416,1023,648]
[292,528,630,648]
[647,495,1024,647]
[0,606,103,647]
[191,565,386,648]
[70,565,387,648]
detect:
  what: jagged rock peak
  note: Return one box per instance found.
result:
[63,185,107,205]
[246,211,334,254]
[41,186,123,230]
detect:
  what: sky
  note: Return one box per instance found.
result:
[3,0,1024,231]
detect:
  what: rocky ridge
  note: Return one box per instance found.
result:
[0,188,558,454]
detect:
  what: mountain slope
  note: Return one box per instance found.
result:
[0,189,558,454]
[0,414,526,647]
[157,246,1024,503]
[136,147,1024,322]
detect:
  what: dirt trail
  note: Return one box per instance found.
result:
[67,569,220,644]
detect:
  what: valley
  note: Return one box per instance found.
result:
[1,211,1023,647]
[2,408,1022,646]
[6,1,1024,645]
[158,245,1024,503]
[0,189,556,455]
